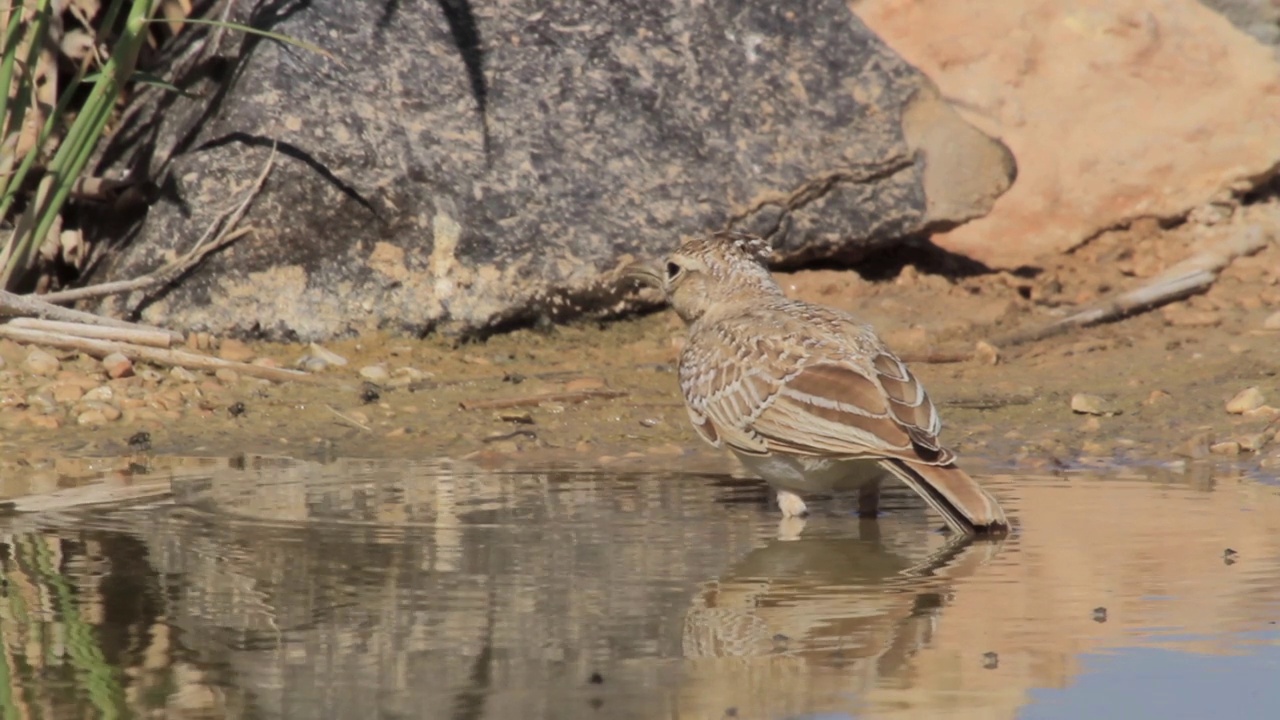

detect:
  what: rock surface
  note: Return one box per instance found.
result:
[88,0,1012,340]
[852,0,1280,269]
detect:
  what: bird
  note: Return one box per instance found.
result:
[626,230,1008,535]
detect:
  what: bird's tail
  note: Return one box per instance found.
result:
[878,459,1009,535]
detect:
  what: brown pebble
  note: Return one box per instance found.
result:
[1263,310,1280,331]
[1145,390,1172,406]
[1226,387,1265,414]
[102,352,134,379]
[1209,441,1241,456]
[974,340,1000,366]
[22,348,60,376]
[76,409,109,426]
[1070,393,1115,416]
[51,383,85,404]
[217,338,256,363]
[215,368,239,384]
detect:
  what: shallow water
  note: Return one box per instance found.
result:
[2,457,1279,719]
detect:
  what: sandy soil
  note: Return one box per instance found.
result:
[1,201,1278,494]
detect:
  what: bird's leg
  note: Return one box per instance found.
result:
[776,489,808,518]
[858,478,882,518]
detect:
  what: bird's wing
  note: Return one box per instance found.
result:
[680,313,953,463]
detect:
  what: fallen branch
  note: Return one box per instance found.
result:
[993,224,1272,348]
[7,317,174,348]
[0,289,185,343]
[0,325,326,385]
[38,227,252,304]
[459,388,628,411]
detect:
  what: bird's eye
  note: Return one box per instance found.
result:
[666,262,683,280]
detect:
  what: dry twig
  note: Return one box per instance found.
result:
[992,225,1272,348]
[0,325,326,385]
[459,389,628,411]
[7,317,174,348]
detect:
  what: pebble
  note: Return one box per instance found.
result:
[169,367,197,384]
[215,368,239,384]
[974,340,1000,366]
[1225,387,1265,414]
[1239,433,1270,453]
[1070,393,1116,416]
[217,338,256,363]
[51,383,85,404]
[22,348,60,376]
[359,364,391,383]
[76,409,109,426]
[102,352,133,379]
[1263,310,1280,331]
[1209,441,1241,456]
[297,342,348,371]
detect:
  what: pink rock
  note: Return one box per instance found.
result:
[853,0,1280,268]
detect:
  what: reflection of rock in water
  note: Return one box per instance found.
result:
[680,527,1002,718]
[142,457,767,719]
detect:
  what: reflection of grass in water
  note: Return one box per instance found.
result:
[0,533,127,718]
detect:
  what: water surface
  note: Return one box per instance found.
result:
[2,457,1279,719]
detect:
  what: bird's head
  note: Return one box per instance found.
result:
[626,231,782,323]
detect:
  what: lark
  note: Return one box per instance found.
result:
[628,230,1008,535]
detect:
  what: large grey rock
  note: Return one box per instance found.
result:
[90,0,1013,340]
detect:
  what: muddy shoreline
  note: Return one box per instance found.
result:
[2,216,1278,496]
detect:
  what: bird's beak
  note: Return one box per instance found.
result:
[623,261,664,290]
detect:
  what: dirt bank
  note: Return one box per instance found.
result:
[2,206,1278,493]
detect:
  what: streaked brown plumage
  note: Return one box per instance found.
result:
[628,230,1008,535]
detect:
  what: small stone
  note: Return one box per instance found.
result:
[385,426,410,437]
[1145,390,1172,406]
[1092,607,1107,623]
[1239,433,1270,453]
[215,368,239,384]
[1080,417,1102,433]
[497,411,534,424]
[22,348,60,376]
[1263,310,1280,331]
[77,409,109,426]
[981,651,999,670]
[393,366,430,381]
[1070,393,1116,416]
[102,352,133,379]
[169,367,198,383]
[1209,441,1241,456]
[639,417,661,428]
[217,338,256,363]
[296,342,348,371]
[1226,387,1265,414]
[974,340,1000,366]
[127,431,152,451]
[359,364,391,383]
[51,383,85,404]
[83,385,114,402]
